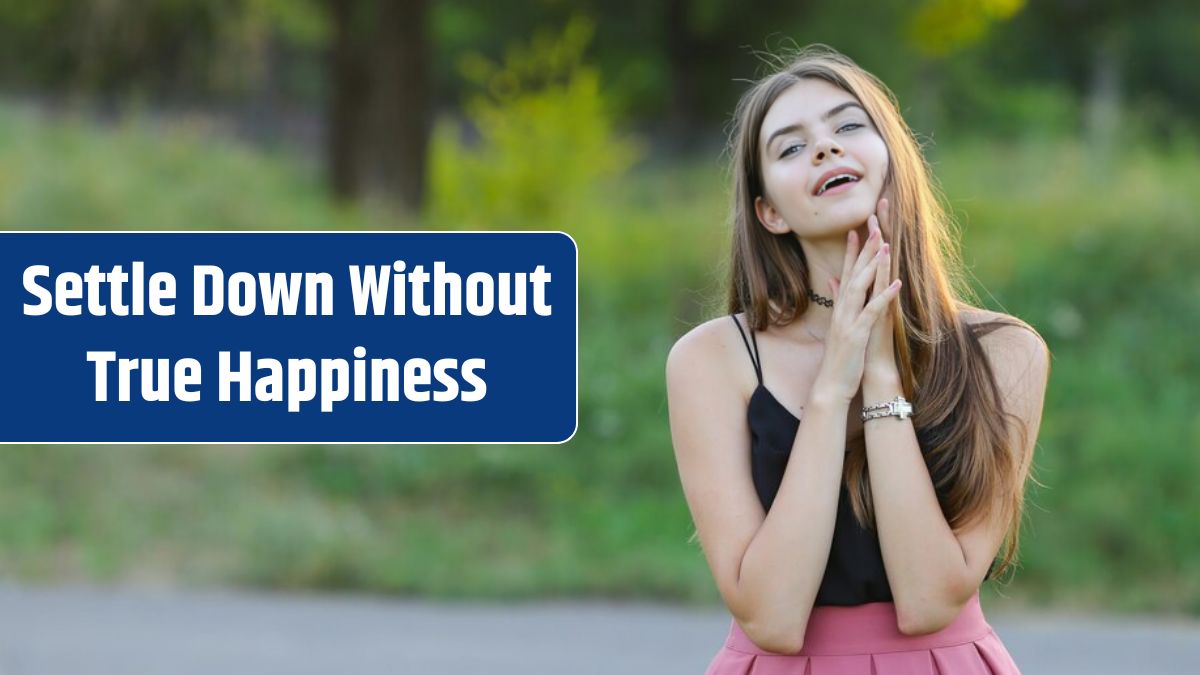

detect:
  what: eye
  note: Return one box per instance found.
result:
[780,142,804,158]
[838,122,863,133]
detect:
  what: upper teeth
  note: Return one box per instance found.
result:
[819,174,859,194]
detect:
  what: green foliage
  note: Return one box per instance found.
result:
[426,14,643,231]
[243,0,326,46]
[0,0,325,99]
[907,0,1027,56]
[923,137,1200,612]
[0,103,379,230]
[209,0,327,93]
[0,100,1197,615]
[945,71,1080,138]
[2,0,1199,142]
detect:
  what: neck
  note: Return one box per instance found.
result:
[796,223,870,340]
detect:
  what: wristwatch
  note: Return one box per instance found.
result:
[861,395,913,422]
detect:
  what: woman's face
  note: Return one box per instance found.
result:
[755,78,889,239]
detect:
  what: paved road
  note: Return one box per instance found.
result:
[0,583,1196,674]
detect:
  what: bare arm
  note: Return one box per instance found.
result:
[861,325,1049,634]
[670,218,898,653]
[666,321,850,654]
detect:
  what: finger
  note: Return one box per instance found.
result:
[862,276,902,322]
[849,221,883,284]
[847,218,882,284]
[840,229,858,286]
[871,242,889,301]
[847,246,886,309]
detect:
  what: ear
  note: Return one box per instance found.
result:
[754,195,790,235]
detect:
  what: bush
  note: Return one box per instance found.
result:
[426,14,643,233]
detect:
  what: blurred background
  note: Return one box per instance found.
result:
[0,0,1197,624]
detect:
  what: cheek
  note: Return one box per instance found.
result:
[868,138,890,177]
[765,164,810,202]
[846,133,888,175]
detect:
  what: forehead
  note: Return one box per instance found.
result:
[760,78,860,146]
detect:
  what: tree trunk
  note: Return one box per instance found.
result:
[663,0,706,149]
[1084,30,1122,155]
[365,0,432,214]
[911,57,943,139]
[325,0,370,202]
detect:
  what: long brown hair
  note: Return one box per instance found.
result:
[722,44,1048,581]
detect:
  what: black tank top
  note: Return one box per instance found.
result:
[729,314,998,606]
[724,314,998,605]
[730,313,894,606]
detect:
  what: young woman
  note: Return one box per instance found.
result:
[666,45,1050,674]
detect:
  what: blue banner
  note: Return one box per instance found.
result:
[0,232,577,443]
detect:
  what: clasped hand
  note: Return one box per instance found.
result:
[816,198,903,401]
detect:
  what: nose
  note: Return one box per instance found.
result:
[812,139,843,164]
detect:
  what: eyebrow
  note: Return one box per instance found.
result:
[764,101,867,152]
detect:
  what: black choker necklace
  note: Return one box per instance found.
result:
[808,288,834,308]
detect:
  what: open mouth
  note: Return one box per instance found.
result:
[816,174,861,196]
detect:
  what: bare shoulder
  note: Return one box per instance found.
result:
[666,312,758,397]
[664,313,773,624]
[962,307,1049,354]
[962,307,1051,408]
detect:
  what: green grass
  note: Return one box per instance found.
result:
[0,103,1197,616]
[0,103,399,230]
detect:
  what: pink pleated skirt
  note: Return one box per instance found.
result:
[704,590,1020,674]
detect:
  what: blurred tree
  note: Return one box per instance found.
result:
[0,0,431,213]
[904,0,1026,132]
[429,0,811,148]
[634,0,809,146]
[325,0,431,213]
[906,0,1025,57]
[972,0,1200,145]
[659,0,732,144]
[1020,0,1136,152]
[427,15,642,230]
[0,0,322,101]
[2,0,1197,187]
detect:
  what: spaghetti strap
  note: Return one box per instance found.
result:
[729,314,763,385]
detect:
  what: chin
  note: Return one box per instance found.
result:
[818,199,875,231]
